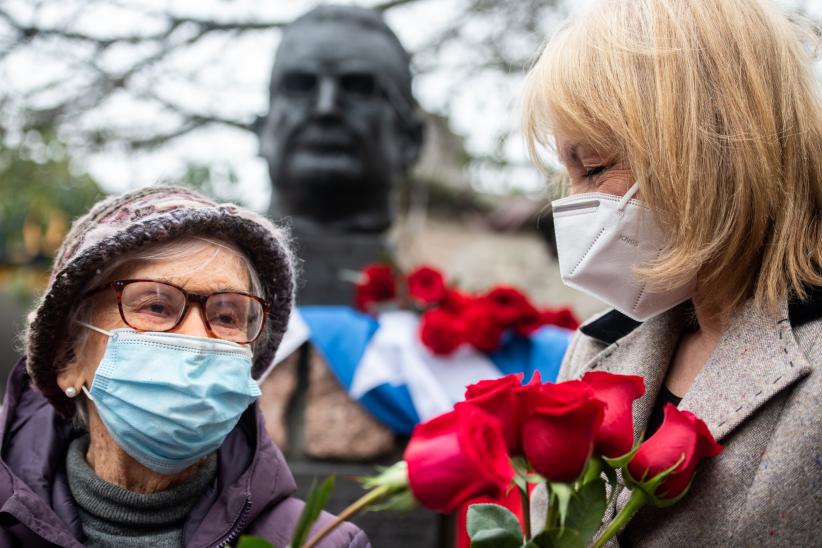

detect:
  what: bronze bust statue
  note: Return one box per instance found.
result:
[258,4,423,235]
[256,8,442,546]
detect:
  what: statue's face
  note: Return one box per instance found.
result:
[259,19,420,232]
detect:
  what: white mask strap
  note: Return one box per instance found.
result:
[81,385,95,401]
[617,182,641,211]
[74,320,113,338]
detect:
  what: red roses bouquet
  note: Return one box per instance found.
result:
[303,371,722,548]
[354,262,580,355]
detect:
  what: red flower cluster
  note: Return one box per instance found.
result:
[354,262,581,355]
[403,371,723,513]
[354,264,397,313]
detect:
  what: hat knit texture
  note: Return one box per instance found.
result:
[25,185,296,417]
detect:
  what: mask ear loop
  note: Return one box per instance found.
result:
[73,320,113,401]
[617,182,641,212]
[74,320,114,338]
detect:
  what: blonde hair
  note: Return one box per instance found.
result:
[523,0,822,320]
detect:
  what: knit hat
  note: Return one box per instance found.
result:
[25,185,296,417]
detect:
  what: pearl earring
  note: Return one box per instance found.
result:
[65,387,77,398]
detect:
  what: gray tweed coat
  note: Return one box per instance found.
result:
[533,291,822,547]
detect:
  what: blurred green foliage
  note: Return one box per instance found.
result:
[0,126,104,267]
[175,161,253,209]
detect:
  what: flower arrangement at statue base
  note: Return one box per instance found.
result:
[241,370,722,548]
[353,262,580,355]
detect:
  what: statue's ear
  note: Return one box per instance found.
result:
[401,110,425,172]
[255,114,273,158]
[252,114,266,138]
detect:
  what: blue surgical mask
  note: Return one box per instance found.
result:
[76,321,261,475]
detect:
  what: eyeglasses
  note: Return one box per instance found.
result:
[84,279,270,344]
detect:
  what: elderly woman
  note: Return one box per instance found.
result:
[523,0,821,546]
[0,187,369,547]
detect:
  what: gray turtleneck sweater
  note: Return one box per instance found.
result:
[66,435,217,548]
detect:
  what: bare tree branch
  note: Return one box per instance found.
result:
[166,15,285,32]
[374,0,422,12]
[142,92,253,132]
[0,0,570,159]
[125,119,210,150]
[0,6,284,49]
[0,7,172,47]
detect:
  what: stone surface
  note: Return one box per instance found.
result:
[259,345,443,547]
[303,348,395,460]
[258,351,300,452]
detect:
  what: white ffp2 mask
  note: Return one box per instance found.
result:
[551,182,694,321]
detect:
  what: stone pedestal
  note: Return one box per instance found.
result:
[259,345,449,547]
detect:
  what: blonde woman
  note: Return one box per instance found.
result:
[523,0,821,545]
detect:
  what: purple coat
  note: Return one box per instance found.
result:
[0,359,370,548]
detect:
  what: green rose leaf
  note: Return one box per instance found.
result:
[565,478,607,544]
[237,535,275,548]
[580,456,603,486]
[511,456,531,477]
[466,503,524,548]
[624,453,688,507]
[511,456,532,493]
[368,488,418,512]
[548,482,573,529]
[470,528,524,548]
[529,528,586,548]
[602,440,642,470]
[289,476,335,548]
[526,473,547,484]
[513,473,528,493]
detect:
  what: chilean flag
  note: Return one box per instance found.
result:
[265,306,573,435]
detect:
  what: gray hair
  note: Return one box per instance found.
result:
[62,236,265,429]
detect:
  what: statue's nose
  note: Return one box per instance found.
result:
[315,77,340,115]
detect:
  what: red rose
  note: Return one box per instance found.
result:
[419,309,465,356]
[486,286,536,327]
[582,371,645,458]
[513,306,543,336]
[464,372,539,455]
[627,404,723,500]
[462,299,505,353]
[355,264,397,312]
[554,307,581,330]
[521,380,605,482]
[404,404,514,513]
[540,307,581,331]
[441,289,475,315]
[407,265,448,306]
